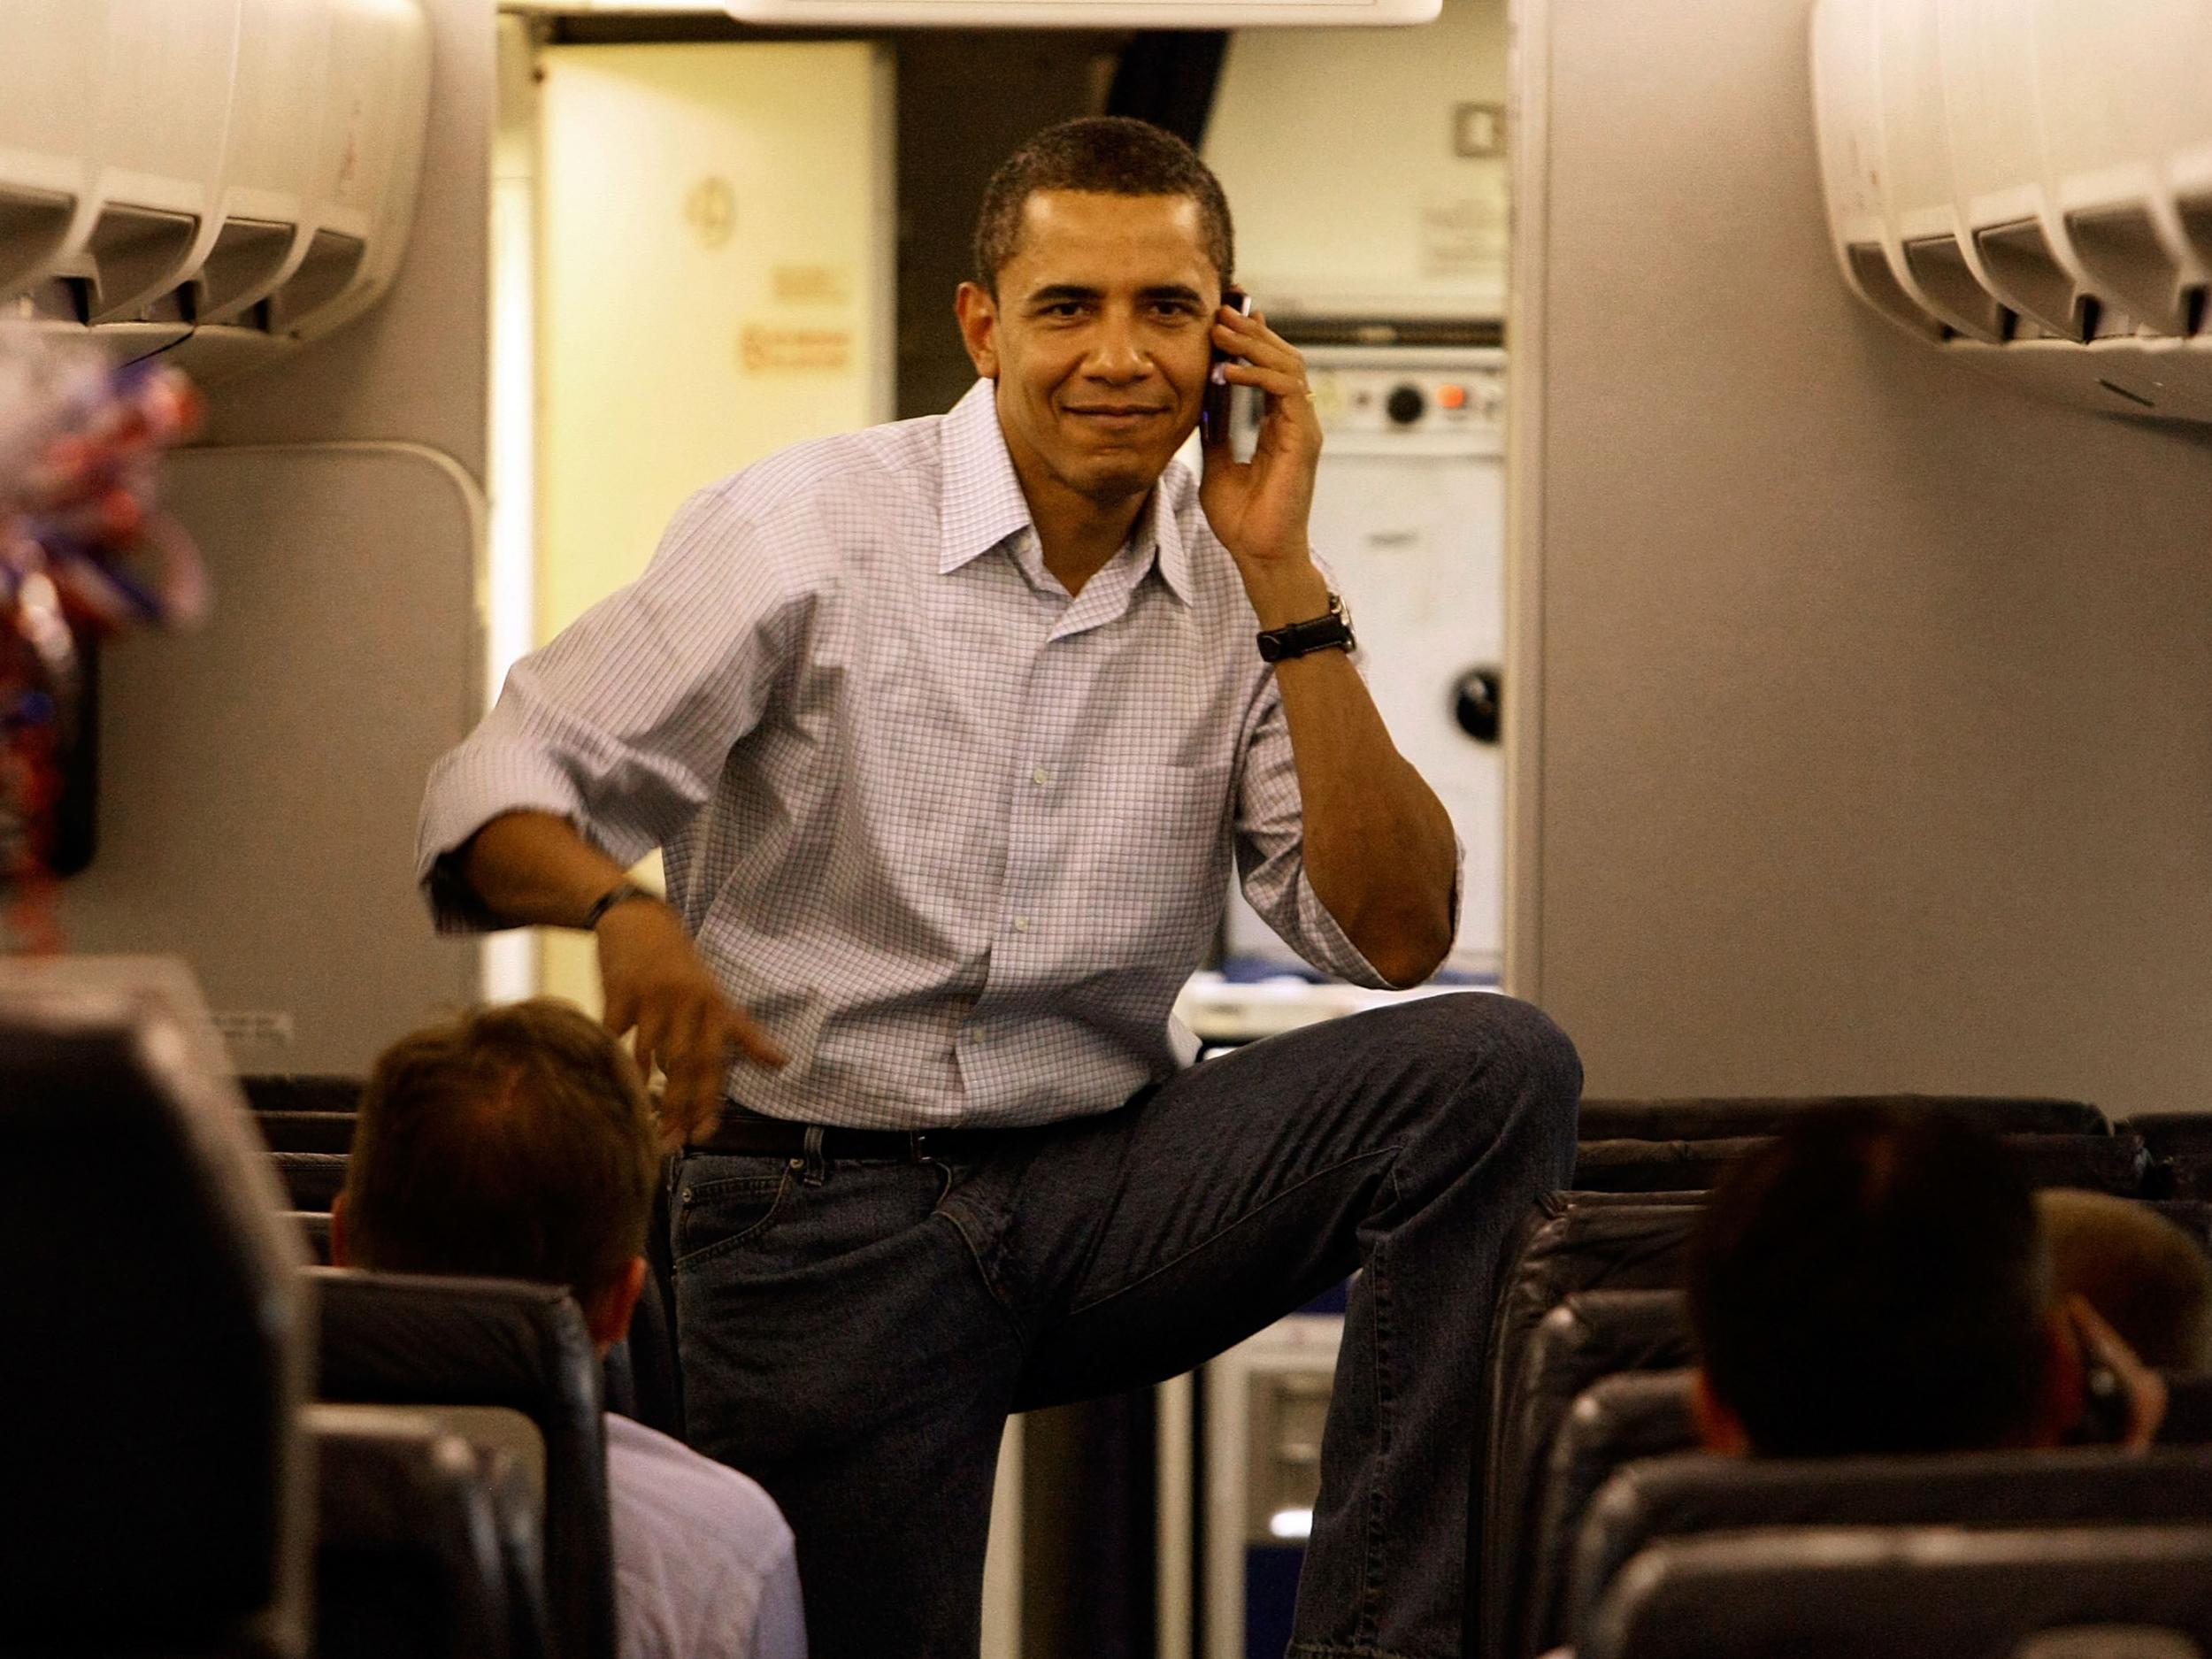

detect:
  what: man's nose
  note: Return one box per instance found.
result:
[1084,311,1152,380]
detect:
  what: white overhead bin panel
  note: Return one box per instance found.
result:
[197,0,334,326]
[1937,0,2089,340]
[0,0,430,378]
[2031,0,2211,337]
[1812,0,2212,426]
[1878,0,2005,342]
[0,1,106,303]
[724,0,1437,25]
[1811,0,1946,339]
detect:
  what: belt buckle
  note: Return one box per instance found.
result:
[908,1130,939,1161]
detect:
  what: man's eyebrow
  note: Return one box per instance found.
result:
[1024,284,1102,305]
[1139,285,1208,304]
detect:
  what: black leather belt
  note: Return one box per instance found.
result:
[689,1110,1002,1163]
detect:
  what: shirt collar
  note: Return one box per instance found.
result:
[937,379,1196,608]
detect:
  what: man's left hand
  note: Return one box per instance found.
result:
[1198,305,1329,620]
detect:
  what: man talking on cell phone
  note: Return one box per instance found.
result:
[419,116,1581,1659]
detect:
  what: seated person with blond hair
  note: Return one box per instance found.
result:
[1687,1102,2166,1457]
[332,998,806,1659]
[2039,1187,2212,1376]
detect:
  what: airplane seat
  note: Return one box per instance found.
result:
[1571,1446,2212,1655]
[2156,1372,2212,1444]
[273,1149,350,1211]
[1577,1095,2108,1141]
[1483,1292,1694,1659]
[0,968,310,1657]
[253,1110,359,1154]
[308,1403,518,1659]
[241,1074,365,1117]
[287,1209,336,1264]
[2120,1114,2212,1201]
[1578,1522,2212,1659]
[1521,1369,1701,1659]
[1571,1130,2148,1196]
[311,1266,618,1659]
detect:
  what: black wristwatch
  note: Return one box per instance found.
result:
[1256,592,1356,663]
[584,879,663,929]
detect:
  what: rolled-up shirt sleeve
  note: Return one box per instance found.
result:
[416,485,809,933]
[1230,669,1465,989]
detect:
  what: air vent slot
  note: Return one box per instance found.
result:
[0,185,76,301]
[83,204,198,323]
[264,228,365,334]
[1972,219,2090,341]
[2067,202,2193,336]
[195,219,296,322]
[1844,243,1947,338]
[1901,234,2011,342]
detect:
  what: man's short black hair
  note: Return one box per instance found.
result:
[972,115,1234,296]
[1687,1102,2054,1457]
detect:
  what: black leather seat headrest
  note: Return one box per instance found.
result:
[242,1074,365,1116]
[1579,1094,2108,1142]
[309,1403,513,1659]
[1575,1444,2212,1651]
[1484,1293,1694,1659]
[311,1267,616,1659]
[1521,1369,1700,1659]
[1582,1522,2212,1659]
[1571,1131,2148,1197]
[0,961,311,1655]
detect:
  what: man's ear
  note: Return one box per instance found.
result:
[1693,1368,1750,1455]
[328,1192,349,1268]
[582,1256,649,1353]
[955,281,1001,380]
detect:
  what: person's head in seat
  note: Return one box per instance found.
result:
[2039,1188,2212,1375]
[331,997,657,1354]
[1687,1102,2163,1456]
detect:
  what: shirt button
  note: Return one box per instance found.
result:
[1031,765,1049,787]
[1013,916,1031,932]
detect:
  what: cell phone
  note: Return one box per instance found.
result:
[2073,1346,2134,1445]
[1201,286,1255,448]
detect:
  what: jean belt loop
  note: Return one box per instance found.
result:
[801,1123,828,1186]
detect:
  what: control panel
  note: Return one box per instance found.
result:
[1229,346,1507,457]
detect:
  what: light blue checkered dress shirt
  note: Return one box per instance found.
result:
[419,380,1425,1129]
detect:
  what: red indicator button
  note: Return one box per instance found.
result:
[1438,383,1469,411]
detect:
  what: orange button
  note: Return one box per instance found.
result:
[1438,382,1468,411]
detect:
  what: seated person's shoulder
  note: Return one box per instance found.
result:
[605,1414,803,1659]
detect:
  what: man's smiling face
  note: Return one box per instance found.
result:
[957,189,1224,512]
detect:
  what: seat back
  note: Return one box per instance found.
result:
[1578,1094,2108,1141]
[1522,1369,1700,1659]
[1581,1523,2212,1659]
[273,1149,350,1210]
[242,1073,364,1116]
[308,1404,513,1659]
[1574,1445,2212,1649]
[1484,1292,1694,1659]
[1572,1131,2148,1196]
[0,958,311,1657]
[311,1267,617,1659]
[254,1110,360,1153]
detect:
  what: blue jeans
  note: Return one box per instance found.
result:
[670,993,1581,1659]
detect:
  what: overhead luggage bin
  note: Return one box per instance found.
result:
[0,0,431,378]
[723,0,1439,24]
[1813,0,2212,426]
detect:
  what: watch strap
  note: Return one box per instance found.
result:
[584,880,662,929]
[1256,594,1356,663]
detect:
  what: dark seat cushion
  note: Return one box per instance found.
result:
[273,1149,349,1210]
[1,972,309,1650]
[1572,1131,2147,1196]
[1578,1094,2107,1142]
[1582,1523,2212,1659]
[1574,1445,2212,1650]
[242,1074,364,1116]
[254,1110,360,1154]
[1484,1292,1693,1659]
[1522,1369,1699,1659]
[310,1404,513,1659]
[311,1268,616,1659]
